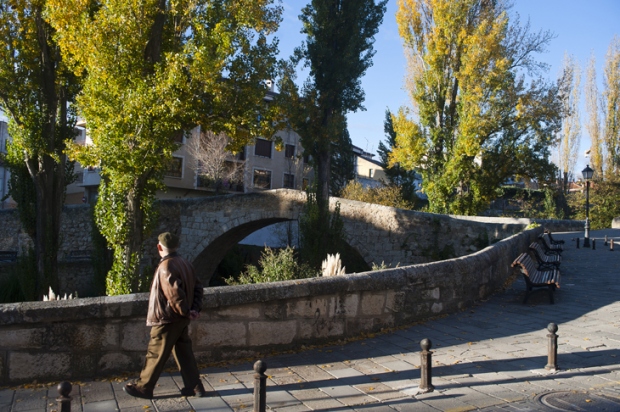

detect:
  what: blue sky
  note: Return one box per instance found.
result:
[276,0,620,176]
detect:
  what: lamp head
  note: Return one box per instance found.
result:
[581,164,594,180]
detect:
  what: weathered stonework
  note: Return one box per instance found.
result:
[0,190,585,295]
[0,227,542,386]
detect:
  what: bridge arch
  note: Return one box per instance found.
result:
[192,217,292,283]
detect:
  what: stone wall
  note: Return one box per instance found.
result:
[0,227,541,386]
[0,192,586,293]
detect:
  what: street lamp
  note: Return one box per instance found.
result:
[581,164,594,248]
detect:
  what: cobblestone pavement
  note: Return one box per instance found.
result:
[2,229,620,412]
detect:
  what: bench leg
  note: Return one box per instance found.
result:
[523,286,532,304]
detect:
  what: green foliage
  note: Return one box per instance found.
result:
[89,205,112,297]
[330,123,355,197]
[2,155,36,238]
[377,109,419,205]
[0,0,79,298]
[568,178,620,229]
[47,0,282,294]
[299,190,346,271]
[371,261,400,270]
[226,246,318,285]
[0,248,37,303]
[341,180,413,210]
[525,222,541,230]
[278,0,387,201]
[392,0,563,216]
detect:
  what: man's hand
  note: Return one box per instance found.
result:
[189,310,200,320]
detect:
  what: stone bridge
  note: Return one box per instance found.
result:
[0,189,583,289]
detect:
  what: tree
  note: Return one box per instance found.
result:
[585,54,605,179]
[330,120,355,196]
[278,0,387,204]
[48,0,282,294]
[186,130,245,193]
[377,109,419,203]
[391,0,563,215]
[0,0,79,298]
[556,53,581,193]
[603,36,620,174]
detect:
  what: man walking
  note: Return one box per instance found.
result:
[124,232,206,399]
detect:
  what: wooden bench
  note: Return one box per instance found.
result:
[529,242,561,269]
[544,230,565,245]
[511,253,561,304]
[0,251,18,263]
[539,233,563,255]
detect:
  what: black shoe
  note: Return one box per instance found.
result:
[181,383,207,397]
[124,383,153,399]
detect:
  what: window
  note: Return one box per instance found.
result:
[254,138,272,158]
[283,173,295,189]
[285,144,295,158]
[165,156,183,178]
[237,146,246,161]
[303,153,310,164]
[171,130,185,144]
[253,169,271,189]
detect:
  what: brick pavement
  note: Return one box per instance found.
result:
[2,229,620,412]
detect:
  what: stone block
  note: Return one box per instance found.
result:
[360,293,386,316]
[74,323,119,350]
[431,302,443,313]
[287,297,329,318]
[248,321,297,346]
[120,322,150,351]
[196,321,247,347]
[0,328,45,349]
[343,294,359,317]
[98,352,138,373]
[385,291,405,314]
[9,352,71,381]
[213,304,261,319]
[298,318,345,339]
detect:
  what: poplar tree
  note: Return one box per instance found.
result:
[0,0,79,298]
[48,0,282,294]
[603,36,620,174]
[278,0,387,204]
[391,0,564,215]
[585,54,604,178]
[556,53,581,193]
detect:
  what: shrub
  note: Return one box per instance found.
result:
[340,180,413,209]
[226,246,318,285]
[567,177,620,229]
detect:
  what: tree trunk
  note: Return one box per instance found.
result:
[125,175,149,292]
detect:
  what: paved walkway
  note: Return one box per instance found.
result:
[2,229,620,412]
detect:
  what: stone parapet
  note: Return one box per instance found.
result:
[0,227,541,386]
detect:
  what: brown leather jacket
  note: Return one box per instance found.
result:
[146,253,203,326]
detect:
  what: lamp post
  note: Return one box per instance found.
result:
[581,164,594,248]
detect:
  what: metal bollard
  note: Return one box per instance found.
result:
[576,237,580,249]
[545,323,559,371]
[611,239,615,252]
[253,360,267,412]
[57,381,72,412]
[592,239,596,250]
[419,338,435,393]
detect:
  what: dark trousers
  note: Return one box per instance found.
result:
[137,318,200,391]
